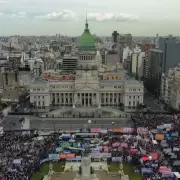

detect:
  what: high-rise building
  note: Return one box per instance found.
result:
[159,37,180,73]
[112,31,119,43]
[62,55,78,71]
[145,49,163,97]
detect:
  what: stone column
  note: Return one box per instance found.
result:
[64,93,66,106]
[74,93,77,105]
[88,93,90,106]
[108,93,110,104]
[68,93,70,104]
[80,93,82,106]
[96,92,99,107]
[113,93,115,106]
[59,93,61,105]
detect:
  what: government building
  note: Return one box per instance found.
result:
[30,20,144,117]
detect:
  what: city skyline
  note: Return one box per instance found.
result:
[0,0,180,36]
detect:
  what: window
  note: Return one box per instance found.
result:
[129,96,131,98]
[129,101,131,106]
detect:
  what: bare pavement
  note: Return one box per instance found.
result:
[30,118,134,131]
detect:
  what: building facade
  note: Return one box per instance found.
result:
[30,21,144,114]
[145,49,163,97]
[161,65,180,110]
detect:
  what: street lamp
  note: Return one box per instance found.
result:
[88,120,92,124]
[112,122,115,129]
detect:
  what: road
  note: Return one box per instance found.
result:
[144,92,164,112]
[30,119,134,131]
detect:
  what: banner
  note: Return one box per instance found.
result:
[13,159,22,164]
[112,157,122,162]
[59,154,75,159]
[114,128,135,133]
[150,152,159,160]
[48,154,59,159]
[155,134,165,140]
[114,128,121,132]
[90,152,111,157]
[91,128,101,133]
[137,127,148,134]
[101,129,107,133]
[56,147,63,152]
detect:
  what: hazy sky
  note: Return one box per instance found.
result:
[0,0,180,36]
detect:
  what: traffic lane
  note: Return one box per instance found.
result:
[144,95,163,111]
[30,124,132,130]
[30,121,134,130]
[30,119,133,126]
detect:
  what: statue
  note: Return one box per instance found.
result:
[48,162,54,176]
[73,157,99,180]
[119,162,124,176]
[49,162,53,170]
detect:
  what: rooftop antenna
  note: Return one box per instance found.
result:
[86,10,87,24]
[85,10,89,31]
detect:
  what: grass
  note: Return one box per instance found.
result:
[62,110,72,115]
[31,161,65,180]
[102,111,113,115]
[108,163,142,180]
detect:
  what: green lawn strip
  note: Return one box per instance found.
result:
[108,163,142,180]
[31,162,64,180]
[108,162,120,172]
[123,164,142,180]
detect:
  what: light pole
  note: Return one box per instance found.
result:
[88,120,92,132]
[112,122,115,129]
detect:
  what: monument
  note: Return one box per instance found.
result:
[43,163,55,180]
[73,157,99,180]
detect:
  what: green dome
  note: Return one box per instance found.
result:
[78,21,95,50]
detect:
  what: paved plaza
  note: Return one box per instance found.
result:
[50,171,128,180]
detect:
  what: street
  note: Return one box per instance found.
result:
[30,118,134,131]
[144,92,164,112]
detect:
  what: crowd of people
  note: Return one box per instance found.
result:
[1,113,180,180]
[0,132,56,180]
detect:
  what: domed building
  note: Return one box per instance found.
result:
[78,20,98,69]
[30,20,144,116]
[78,20,95,51]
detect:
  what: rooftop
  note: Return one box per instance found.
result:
[32,78,48,84]
[100,80,124,85]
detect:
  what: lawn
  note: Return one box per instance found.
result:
[108,163,142,180]
[31,161,65,180]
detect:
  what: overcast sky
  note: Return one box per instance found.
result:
[0,0,180,36]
